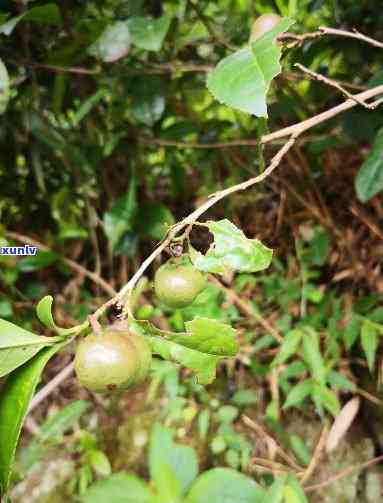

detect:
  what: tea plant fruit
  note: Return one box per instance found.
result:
[74,330,152,392]
[154,256,207,308]
[249,13,282,42]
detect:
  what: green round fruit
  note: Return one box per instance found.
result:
[154,257,207,308]
[74,330,146,392]
[127,334,152,386]
[249,13,282,42]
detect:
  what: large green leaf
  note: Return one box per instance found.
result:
[186,468,265,503]
[0,344,64,497]
[149,424,198,498]
[355,128,383,202]
[190,219,272,274]
[128,14,172,51]
[207,18,294,116]
[88,21,131,62]
[79,472,154,503]
[0,318,58,348]
[0,318,60,377]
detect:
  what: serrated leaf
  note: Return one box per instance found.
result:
[191,219,272,274]
[128,14,172,51]
[271,329,302,367]
[88,21,131,62]
[283,379,313,409]
[361,320,378,372]
[207,17,294,116]
[0,343,65,497]
[355,128,383,202]
[133,320,220,384]
[175,318,239,356]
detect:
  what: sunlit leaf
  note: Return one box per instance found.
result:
[190,219,272,274]
[207,18,294,116]
[88,21,131,62]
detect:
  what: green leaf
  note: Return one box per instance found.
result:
[261,475,286,503]
[0,318,56,349]
[283,475,308,503]
[231,390,258,406]
[88,21,131,62]
[79,472,154,503]
[186,468,265,503]
[131,76,166,126]
[103,178,138,251]
[36,295,56,329]
[128,14,172,51]
[271,330,302,367]
[0,344,64,496]
[355,128,383,202]
[0,346,46,378]
[312,384,340,417]
[289,435,310,467]
[172,318,239,356]
[191,219,273,274]
[137,203,174,240]
[134,320,220,384]
[0,59,10,115]
[0,4,61,36]
[283,379,313,409]
[343,316,361,351]
[149,424,198,498]
[361,320,378,372]
[89,449,112,477]
[207,18,294,116]
[17,251,58,272]
[302,329,326,386]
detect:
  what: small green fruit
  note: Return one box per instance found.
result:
[249,13,282,42]
[154,256,207,308]
[74,330,151,392]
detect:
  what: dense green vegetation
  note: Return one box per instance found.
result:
[1,1,383,502]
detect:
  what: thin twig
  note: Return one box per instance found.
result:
[300,424,329,485]
[305,454,383,492]
[262,84,383,143]
[319,26,383,49]
[27,362,75,414]
[295,63,375,109]
[210,277,283,342]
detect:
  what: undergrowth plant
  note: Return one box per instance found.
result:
[1,4,383,502]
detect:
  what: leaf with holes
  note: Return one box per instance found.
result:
[190,219,272,274]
